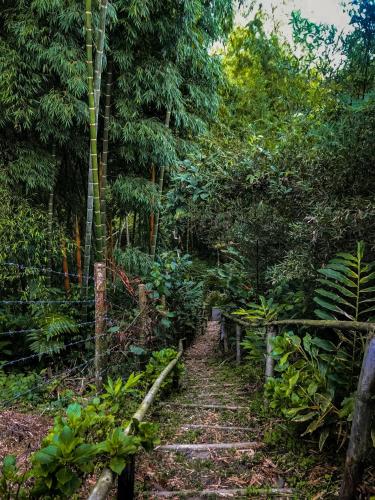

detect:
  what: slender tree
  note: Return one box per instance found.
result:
[85,0,104,260]
[83,0,108,283]
[150,110,171,260]
[100,61,113,243]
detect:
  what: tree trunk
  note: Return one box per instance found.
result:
[83,0,108,284]
[85,0,104,261]
[75,216,83,287]
[340,333,375,499]
[149,164,156,249]
[62,237,71,294]
[100,61,113,249]
[150,111,171,260]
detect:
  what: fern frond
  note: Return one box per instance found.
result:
[314,241,375,322]
[27,313,78,358]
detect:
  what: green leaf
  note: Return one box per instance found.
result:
[318,278,356,298]
[56,467,75,485]
[292,411,316,422]
[318,268,356,287]
[336,252,357,262]
[109,456,126,474]
[66,403,81,424]
[314,308,335,320]
[310,337,335,351]
[360,272,375,284]
[318,428,330,451]
[34,445,61,465]
[315,288,355,309]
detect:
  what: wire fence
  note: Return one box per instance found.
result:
[0,261,147,411]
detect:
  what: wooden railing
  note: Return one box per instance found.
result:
[88,341,183,500]
[219,309,375,500]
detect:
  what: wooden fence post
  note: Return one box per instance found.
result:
[221,316,228,353]
[95,262,106,390]
[265,325,277,382]
[117,455,135,500]
[339,332,375,500]
[236,324,242,365]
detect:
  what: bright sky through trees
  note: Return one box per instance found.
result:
[236,0,351,38]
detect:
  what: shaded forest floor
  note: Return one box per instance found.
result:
[135,322,374,499]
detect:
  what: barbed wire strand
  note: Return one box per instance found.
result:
[0,262,94,281]
[0,320,96,338]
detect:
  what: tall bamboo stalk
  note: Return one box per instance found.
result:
[83,0,108,285]
[47,144,57,287]
[85,0,104,262]
[149,164,156,248]
[100,61,113,246]
[150,111,171,260]
[75,216,83,287]
[62,237,71,293]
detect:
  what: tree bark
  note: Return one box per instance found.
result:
[340,332,375,500]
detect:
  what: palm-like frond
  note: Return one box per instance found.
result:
[314,241,375,321]
[27,314,78,358]
[114,247,153,278]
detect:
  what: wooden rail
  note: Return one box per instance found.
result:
[219,309,375,500]
[88,343,183,500]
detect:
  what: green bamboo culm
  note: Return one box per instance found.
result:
[47,143,56,287]
[150,110,171,260]
[85,0,103,260]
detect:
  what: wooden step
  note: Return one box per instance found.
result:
[180,424,254,431]
[146,487,293,497]
[155,441,263,452]
[160,403,248,410]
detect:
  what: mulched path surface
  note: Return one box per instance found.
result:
[135,322,289,499]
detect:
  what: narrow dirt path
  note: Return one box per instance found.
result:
[135,322,292,499]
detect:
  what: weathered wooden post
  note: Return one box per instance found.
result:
[340,331,375,500]
[117,455,135,500]
[265,325,277,381]
[236,324,242,365]
[94,262,106,389]
[221,316,228,353]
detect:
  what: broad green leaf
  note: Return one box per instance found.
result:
[310,337,335,351]
[318,278,356,298]
[313,297,341,313]
[318,428,330,451]
[109,456,126,474]
[360,286,375,293]
[326,263,358,278]
[315,288,355,309]
[360,272,375,284]
[66,403,81,424]
[314,308,335,320]
[318,268,356,287]
[292,412,316,422]
[56,467,75,485]
[34,445,61,465]
[336,252,357,262]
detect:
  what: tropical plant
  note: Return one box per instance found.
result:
[314,241,375,322]
[265,330,353,449]
[27,313,78,358]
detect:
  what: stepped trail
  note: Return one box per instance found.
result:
[134,321,293,499]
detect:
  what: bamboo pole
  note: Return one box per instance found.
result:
[139,284,147,344]
[75,216,83,287]
[88,347,183,500]
[94,262,106,389]
[62,237,71,293]
[221,312,375,333]
[339,332,375,499]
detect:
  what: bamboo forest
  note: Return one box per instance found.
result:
[0,0,375,498]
